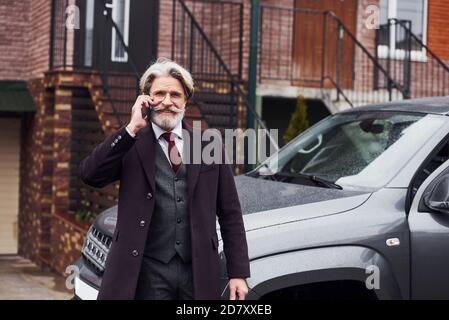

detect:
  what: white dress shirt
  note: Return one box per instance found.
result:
[126,122,184,163]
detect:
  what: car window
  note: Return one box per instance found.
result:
[410,140,449,202]
[290,119,392,180]
[254,112,447,191]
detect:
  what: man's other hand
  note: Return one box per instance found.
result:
[229,278,249,300]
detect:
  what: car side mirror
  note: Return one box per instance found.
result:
[423,175,449,214]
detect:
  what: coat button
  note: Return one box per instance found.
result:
[114,139,118,143]
[177,218,182,223]
[177,197,182,202]
[111,143,115,147]
[174,177,179,182]
[176,241,181,245]
[132,250,139,257]
[146,192,152,199]
[118,135,122,140]
[140,220,145,227]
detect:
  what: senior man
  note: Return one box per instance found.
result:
[79,58,250,300]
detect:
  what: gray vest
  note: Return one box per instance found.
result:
[144,142,192,263]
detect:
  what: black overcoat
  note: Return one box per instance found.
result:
[79,121,250,299]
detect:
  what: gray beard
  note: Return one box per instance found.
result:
[151,109,185,131]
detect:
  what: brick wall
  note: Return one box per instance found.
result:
[427,0,449,61]
[50,214,85,274]
[157,0,250,78]
[258,0,295,85]
[0,0,32,80]
[352,0,378,97]
[157,0,173,60]
[355,0,378,55]
[355,0,448,100]
[19,78,55,266]
[27,0,52,79]
[19,72,94,275]
[0,0,51,80]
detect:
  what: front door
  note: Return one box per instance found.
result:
[76,0,158,73]
[292,0,357,88]
[408,160,449,299]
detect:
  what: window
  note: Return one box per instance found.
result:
[111,0,130,62]
[410,140,449,204]
[377,0,427,61]
[84,0,94,67]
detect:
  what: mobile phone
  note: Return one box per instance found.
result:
[142,107,153,121]
[145,106,153,122]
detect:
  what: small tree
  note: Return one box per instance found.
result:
[74,187,95,224]
[283,95,309,145]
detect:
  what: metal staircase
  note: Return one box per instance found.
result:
[171,0,278,161]
[171,0,241,134]
[375,18,449,99]
[258,6,449,111]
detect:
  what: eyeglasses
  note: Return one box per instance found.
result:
[150,91,186,105]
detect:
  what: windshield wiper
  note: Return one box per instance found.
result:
[272,172,343,190]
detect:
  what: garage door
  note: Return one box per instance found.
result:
[0,118,20,254]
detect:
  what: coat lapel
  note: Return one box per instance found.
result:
[135,125,156,194]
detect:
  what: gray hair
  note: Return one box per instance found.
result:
[139,58,194,99]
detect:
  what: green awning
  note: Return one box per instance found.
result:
[0,81,36,112]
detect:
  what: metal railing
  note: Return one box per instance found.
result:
[259,6,323,85]
[322,11,405,107]
[50,0,279,158]
[172,0,279,150]
[259,6,411,107]
[375,18,449,98]
[181,0,244,79]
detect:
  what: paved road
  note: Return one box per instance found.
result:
[0,255,73,300]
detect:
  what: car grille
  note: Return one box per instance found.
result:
[82,226,112,274]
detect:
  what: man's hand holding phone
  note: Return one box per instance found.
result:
[126,95,154,136]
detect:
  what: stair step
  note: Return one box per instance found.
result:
[105,93,137,102]
[95,100,132,114]
[185,105,203,117]
[71,87,91,97]
[204,126,239,136]
[193,92,236,104]
[204,115,237,127]
[99,96,135,104]
[183,118,209,129]
[72,110,99,122]
[199,103,236,115]
[71,131,105,141]
[91,83,139,90]
[194,80,236,93]
[72,120,107,130]
[71,96,95,106]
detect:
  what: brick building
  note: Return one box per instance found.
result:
[0,0,447,274]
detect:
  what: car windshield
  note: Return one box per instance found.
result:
[252,112,447,191]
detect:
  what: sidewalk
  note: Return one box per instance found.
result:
[0,255,73,300]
